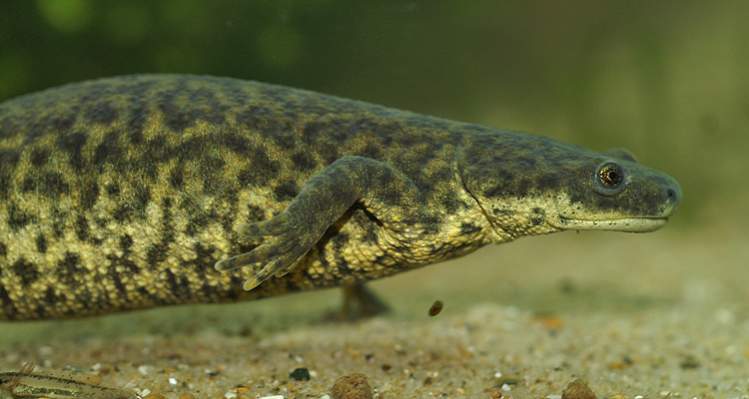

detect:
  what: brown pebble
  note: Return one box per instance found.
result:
[330,373,373,399]
[428,300,444,316]
[562,378,597,399]
[178,394,195,399]
[144,394,167,399]
[486,387,504,399]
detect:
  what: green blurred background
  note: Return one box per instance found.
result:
[1,0,746,227]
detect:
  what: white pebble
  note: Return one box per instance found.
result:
[168,377,178,386]
[501,383,512,392]
[494,371,503,378]
[38,346,53,356]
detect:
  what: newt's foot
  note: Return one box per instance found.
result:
[215,217,310,291]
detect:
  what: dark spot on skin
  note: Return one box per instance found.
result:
[57,252,83,285]
[269,129,296,148]
[21,177,34,192]
[75,214,89,241]
[113,204,132,222]
[220,133,251,153]
[51,112,76,132]
[12,257,39,286]
[246,204,265,223]
[108,266,128,297]
[165,268,191,300]
[291,151,317,171]
[30,148,50,167]
[57,131,87,171]
[460,223,482,235]
[185,243,217,273]
[7,203,32,231]
[106,182,120,196]
[273,179,298,201]
[119,234,134,253]
[238,147,280,186]
[169,165,184,189]
[43,287,58,307]
[133,185,151,215]
[0,285,18,320]
[80,181,99,209]
[36,234,48,253]
[44,172,70,196]
[336,260,351,275]
[358,143,382,159]
[0,150,20,169]
[85,101,118,124]
[93,133,122,168]
[22,172,69,197]
[0,150,20,198]
[50,207,66,238]
[440,195,462,214]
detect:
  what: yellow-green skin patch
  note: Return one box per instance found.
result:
[0,75,681,320]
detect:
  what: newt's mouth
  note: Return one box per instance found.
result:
[551,215,668,233]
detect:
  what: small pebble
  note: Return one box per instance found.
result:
[290,367,311,381]
[561,378,596,399]
[679,355,700,369]
[330,373,373,399]
[428,300,444,316]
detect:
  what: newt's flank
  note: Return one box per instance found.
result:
[0,75,681,321]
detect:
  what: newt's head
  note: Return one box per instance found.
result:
[458,129,682,241]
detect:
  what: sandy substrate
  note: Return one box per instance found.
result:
[1,224,748,398]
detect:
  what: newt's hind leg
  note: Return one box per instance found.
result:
[216,155,428,291]
[342,282,390,320]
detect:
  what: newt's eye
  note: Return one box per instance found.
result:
[594,162,626,195]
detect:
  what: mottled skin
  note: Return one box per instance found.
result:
[0,75,681,321]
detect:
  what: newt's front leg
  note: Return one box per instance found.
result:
[216,155,429,291]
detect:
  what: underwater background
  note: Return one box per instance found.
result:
[0,1,747,398]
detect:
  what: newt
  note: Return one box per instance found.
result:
[0,74,681,320]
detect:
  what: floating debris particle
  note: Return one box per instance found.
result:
[561,378,596,399]
[289,367,311,381]
[428,300,444,316]
[330,373,372,399]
